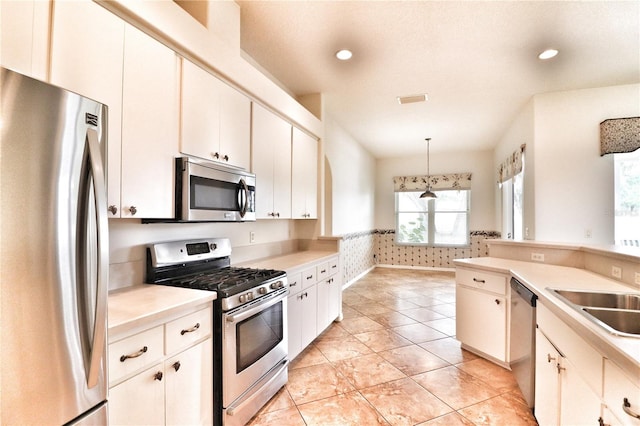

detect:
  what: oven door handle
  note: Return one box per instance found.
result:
[225,290,287,324]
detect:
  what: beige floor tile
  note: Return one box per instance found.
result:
[456,357,519,393]
[289,344,329,370]
[400,307,446,322]
[353,328,413,352]
[315,322,351,341]
[314,336,373,362]
[298,391,390,425]
[361,378,452,425]
[339,316,385,334]
[392,323,448,343]
[333,353,406,389]
[412,365,501,409]
[351,302,394,316]
[428,303,457,317]
[419,337,479,365]
[379,298,422,311]
[342,292,376,306]
[286,363,355,405]
[341,305,363,319]
[246,406,306,426]
[423,318,457,336]
[255,387,296,413]
[409,296,441,307]
[457,392,538,425]
[416,412,475,426]
[379,345,450,375]
[368,311,419,328]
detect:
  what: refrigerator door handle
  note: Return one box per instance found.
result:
[84,128,108,389]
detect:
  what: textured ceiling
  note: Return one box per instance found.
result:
[237,1,640,158]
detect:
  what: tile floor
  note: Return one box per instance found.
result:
[248,268,538,426]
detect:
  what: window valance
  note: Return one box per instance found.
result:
[600,117,640,156]
[497,144,526,183]
[393,173,472,192]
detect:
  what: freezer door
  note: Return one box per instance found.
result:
[0,67,109,424]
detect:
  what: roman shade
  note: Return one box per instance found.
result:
[600,117,640,156]
[393,173,472,191]
[498,144,526,183]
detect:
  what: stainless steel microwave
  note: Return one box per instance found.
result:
[175,157,256,222]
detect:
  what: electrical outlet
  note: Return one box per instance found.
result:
[611,266,622,279]
[525,227,530,238]
[635,272,640,285]
[249,231,255,243]
[585,229,592,238]
[531,253,545,262]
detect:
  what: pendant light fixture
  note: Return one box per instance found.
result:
[420,138,437,199]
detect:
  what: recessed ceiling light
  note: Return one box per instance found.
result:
[335,49,353,61]
[538,49,559,60]
[397,94,428,104]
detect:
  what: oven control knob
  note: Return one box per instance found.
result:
[258,287,267,295]
[247,292,254,301]
[239,294,246,303]
[270,281,283,290]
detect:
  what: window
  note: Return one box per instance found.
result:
[501,170,524,240]
[396,189,470,246]
[614,149,640,246]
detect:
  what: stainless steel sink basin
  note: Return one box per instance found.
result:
[552,289,640,310]
[583,308,640,336]
[548,288,640,338]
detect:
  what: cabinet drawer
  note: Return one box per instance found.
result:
[456,268,507,295]
[316,262,329,281]
[604,359,640,425]
[287,272,302,293]
[302,267,316,289]
[328,258,339,276]
[109,325,164,386]
[165,306,212,356]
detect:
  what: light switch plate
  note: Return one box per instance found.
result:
[611,266,622,279]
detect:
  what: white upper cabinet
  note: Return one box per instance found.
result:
[50,0,125,217]
[1,0,49,80]
[181,60,250,170]
[251,103,292,219]
[291,127,318,219]
[120,24,179,219]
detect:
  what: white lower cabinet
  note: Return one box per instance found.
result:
[455,268,509,363]
[287,255,341,360]
[603,359,640,425]
[534,329,561,426]
[108,306,213,425]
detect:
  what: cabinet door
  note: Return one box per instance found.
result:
[301,285,318,349]
[49,0,125,218]
[287,292,303,360]
[560,356,602,425]
[291,128,318,219]
[121,24,179,218]
[455,285,507,361]
[165,340,213,426]
[251,103,292,218]
[219,83,251,170]
[1,0,49,80]
[317,276,340,333]
[109,363,165,426]
[535,329,560,426]
[180,60,221,162]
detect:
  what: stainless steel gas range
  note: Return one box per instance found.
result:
[146,238,288,426]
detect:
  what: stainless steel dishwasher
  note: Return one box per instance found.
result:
[510,277,537,410]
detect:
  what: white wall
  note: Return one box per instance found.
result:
[375,149,495,231]
[532,84,640,244]
[324,113,376,235]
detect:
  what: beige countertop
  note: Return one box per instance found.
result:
[108,285,216,341]
[236,250,338,272]
[455,257,640,379]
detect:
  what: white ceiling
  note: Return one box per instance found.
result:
[237,1,640,158]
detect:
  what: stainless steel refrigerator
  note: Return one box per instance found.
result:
[1,67,109,424]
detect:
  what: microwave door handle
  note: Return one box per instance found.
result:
[238,178,249,218]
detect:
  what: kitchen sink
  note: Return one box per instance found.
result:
[551,289,640,310]
[548,288,640,338]
[582,308,640,336]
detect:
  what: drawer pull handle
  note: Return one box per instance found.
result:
[154,371,163,381]
[320,269,326,273]
[291,281,297,287]
[473,278,485,283]
[331,265,337,269]
[547,354,556,363]
[623,398,640,419]
[172,361,181,372]
[306,275,313,280]
[180,323,200,335]
[120,346,148,362]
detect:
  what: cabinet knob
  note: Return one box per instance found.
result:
[172,361,181,372]
[598,416,610,426]
[223,154,229,162]
[546,353,556,363]
[213,152,220,159]
[494,299,500,305]
[153,371,163,381]
[108,205,118,215]
[623,397,640,419]
[129,206,137,215]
